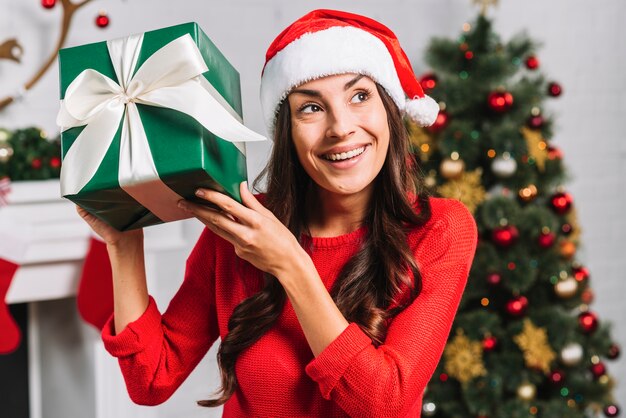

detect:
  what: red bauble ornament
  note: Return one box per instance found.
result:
[50,156,61,169]
[492,225,519,248]
[548,82,563,97]
[561,223,573,235]
[31,158,42,169]
[426,110,449,133]
[548,369,565,384]
[525,56,540,70]
[96,11,110,28]
[608,343,621,360]
[579,311,598,334]
[483,336,498,352]
[488,91,514,112]
[527,115,544,129]
[419,73,438,91]
[464,51,474,60]
[538,231,556,248]
[581,289,595,304]
[486,272,502,286]
[590,362,607,379]
[506,296,528,317]
[547,145,563,159]
[550,191,573,215]
[604,404,620,418]
[573,266,590,282]
[439,373,449,382]
[41,0,56,9]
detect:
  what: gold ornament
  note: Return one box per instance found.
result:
[443,329,487,384]
[517,382,537,401]
[513,319,556,374]
[521,126,549,173]
[407,121,436,162]
[555,276,578,299]
[437,168,487,214]
[559,239,577,259]
[518,184,538,202]
[560,342,583,366]
[440,157,465,179]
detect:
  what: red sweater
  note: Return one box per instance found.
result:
[102,196,477,417]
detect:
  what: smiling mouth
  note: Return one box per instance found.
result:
[321,145,368,161]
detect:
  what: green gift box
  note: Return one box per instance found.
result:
[57,22,266,231]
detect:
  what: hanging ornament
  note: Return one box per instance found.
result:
[518,184,538,203]
[525,55,539,70]
[424,170,437,188]
[492,225,519,248]
[488,90,514,112]
[486,272,502,286]
[514,319,557,373]
[41,0,56,9]
[443,329,487,383]
[419,73,438,92]
[548,81,563,97]
[422,401,437,417]
[437,169,487,215]
[561,222,573,236]
[0,142,14,163]
[506,295,528,317]
[555,276,578,299]
[548,369,565,384]
[527,114,544,129]
[426,109,449,133]
[49,156,61,169]
[550,191,573,214]
[560,342,584,366]
[579,311,598,334]
[604,405,620,417]
[521,126,549,173]
[581,288,594,304]
[573,265,590,282]
[440,156,465,179]
[538,230,556,248]
[559,239,576,259]
[96,10,110,28]
[590,361,607,379]
[491,152,517,178]
[31,158,42,170]
[547,145,563,160]
[607,343,621,360]
[482,335,498,352]
[407,121,436,162]
[516,382,537,401]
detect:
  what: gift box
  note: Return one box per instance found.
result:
[57,22,266,231]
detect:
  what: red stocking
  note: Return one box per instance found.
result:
[76,237,113,330]
[0,257,20,354]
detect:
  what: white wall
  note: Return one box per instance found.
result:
[1,0,624,411]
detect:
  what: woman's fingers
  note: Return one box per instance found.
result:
[179,201,247,243]
[193,186,259,226]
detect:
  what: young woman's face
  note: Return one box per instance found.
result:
[287,73,390,198]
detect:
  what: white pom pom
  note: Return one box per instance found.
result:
[404,95,440,127]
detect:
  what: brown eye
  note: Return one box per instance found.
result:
[300,103,322,113]
[350,91,369,103]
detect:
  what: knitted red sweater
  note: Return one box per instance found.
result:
[101,196,477,417]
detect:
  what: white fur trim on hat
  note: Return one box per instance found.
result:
[260,26,406,136]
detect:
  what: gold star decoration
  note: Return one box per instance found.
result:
[406,120,436,162]
[437,168,487,214]
[521,126,549,173]
[513,319,557,374]
[444,329,487,384]
[473,0,499,16]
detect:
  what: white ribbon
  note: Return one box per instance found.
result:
[57,33,266,222]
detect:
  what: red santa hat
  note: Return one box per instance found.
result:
[260,9,439,136]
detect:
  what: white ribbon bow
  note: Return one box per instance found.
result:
[57,33,266,222]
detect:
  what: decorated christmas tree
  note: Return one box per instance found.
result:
[412,10,622,418]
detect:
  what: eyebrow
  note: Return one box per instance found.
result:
[290,74,366,98]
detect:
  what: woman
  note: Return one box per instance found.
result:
[79,9,478,418]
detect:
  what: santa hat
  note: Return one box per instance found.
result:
[260,9,439,136]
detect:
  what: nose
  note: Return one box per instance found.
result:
[325,104,355,140]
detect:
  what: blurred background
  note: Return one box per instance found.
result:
[0,0,624,417]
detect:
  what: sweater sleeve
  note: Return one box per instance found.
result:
[101,227,220,406]
[305,199,478,417]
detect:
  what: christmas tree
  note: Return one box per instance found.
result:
[412,11,622,418]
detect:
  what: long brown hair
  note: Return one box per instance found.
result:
[198,83,433,407]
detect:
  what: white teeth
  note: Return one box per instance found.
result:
[324,146,366,161]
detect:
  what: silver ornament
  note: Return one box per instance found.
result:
[555,276,578,299]
[440,157,465,179]
[0,142,14,163]
[517,382,536,400]
[560,342,584,366]
[491,152,517,178]
[422,401,437,416]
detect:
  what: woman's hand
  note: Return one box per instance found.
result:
[177,182,307,278]
[76,205,143,248]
